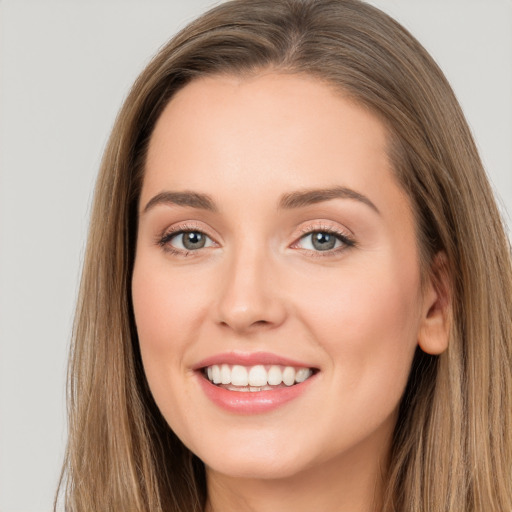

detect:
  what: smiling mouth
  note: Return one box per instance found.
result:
[203,364,316,392]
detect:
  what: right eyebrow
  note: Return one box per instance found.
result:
[142,191,218,214]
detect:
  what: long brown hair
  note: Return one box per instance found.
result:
[56,1,512,510]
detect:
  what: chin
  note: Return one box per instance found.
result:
[189,431,314,480]
[203,453,310,481]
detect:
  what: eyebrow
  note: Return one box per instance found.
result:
[142,186,379,215]
[279,186,379,213]
[142,191,217,214]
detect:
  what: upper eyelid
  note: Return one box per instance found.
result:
[298,226,346,235]
[295,220,354,238]
[160,221,214,238]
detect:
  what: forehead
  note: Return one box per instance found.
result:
[143,72,407,219]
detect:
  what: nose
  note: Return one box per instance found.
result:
[215,244,287,334]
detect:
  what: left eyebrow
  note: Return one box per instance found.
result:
[279,186,380,214]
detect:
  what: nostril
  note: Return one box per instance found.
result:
[218,319,271,331]
[253,320,270,326]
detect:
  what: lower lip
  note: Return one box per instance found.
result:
[196,372,316,414]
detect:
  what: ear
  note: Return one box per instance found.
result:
[417,251,452,355]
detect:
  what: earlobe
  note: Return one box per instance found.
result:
[417,252,452,355]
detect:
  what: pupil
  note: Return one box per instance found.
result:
[183,232,206,250]
[312,232,336,251]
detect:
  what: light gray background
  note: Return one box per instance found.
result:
[0,1,511,511]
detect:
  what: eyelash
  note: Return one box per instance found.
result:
[157,223,213,257]
[157,223,356,257]
[293,225,356,257]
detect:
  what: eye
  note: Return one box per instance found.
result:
[162,230,215,251]
[296,230,354,252]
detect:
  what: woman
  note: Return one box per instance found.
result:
[56,0,512,510]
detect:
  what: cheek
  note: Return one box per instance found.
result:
[131,257,204,403]
[293,255,422,397]
[131,261,203,440]
[132,257,208,350]
[289,263,421,455]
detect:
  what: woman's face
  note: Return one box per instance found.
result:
[132,73,440,481]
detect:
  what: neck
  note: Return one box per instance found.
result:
[204,432,390,512]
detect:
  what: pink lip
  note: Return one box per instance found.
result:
[196,373,317,414]
[192,351,314,370]
[192,351,318,414]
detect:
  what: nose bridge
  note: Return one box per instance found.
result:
[215,235,285,332]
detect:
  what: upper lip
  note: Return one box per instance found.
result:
[192,351,317,370]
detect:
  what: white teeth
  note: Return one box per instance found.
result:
[221,364,231,385]
[205,363,314,388]
[212,365,221,384]
[282,366,296,386]
[295,368,312,383]
[248,365,267,387]
[231,365,249,386]
[267,365,283,386]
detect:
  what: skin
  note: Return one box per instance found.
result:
[132,73,449,512]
